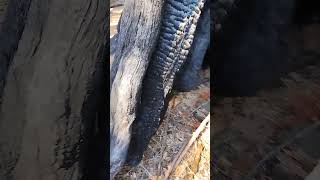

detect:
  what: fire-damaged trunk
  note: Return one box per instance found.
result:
[110,0,164,176]
[0,0,108,179]
[110,0,208,177]
[127,0,208,165]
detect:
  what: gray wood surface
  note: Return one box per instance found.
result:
[110,0,164,175]
[0,0,107,179]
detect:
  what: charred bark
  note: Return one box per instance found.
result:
[110,0,164,176]
[173,3,210,91]
[0,0,108,179]
[110,0,209,176]
[126,0,207,165]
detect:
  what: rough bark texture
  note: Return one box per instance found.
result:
[174,3,210,91]
[110,0,164,177]
[110,0,210,176]
[0,0,108,179]
[126,0,207,165]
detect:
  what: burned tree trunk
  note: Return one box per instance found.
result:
[0,0,108,179]
[126,0,207,166]
[110,0,208,176]
[110,0,164,175]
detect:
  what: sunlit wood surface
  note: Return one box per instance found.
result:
[110,6,123,38]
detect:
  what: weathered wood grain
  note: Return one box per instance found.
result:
[110,0,164,176]
[0,0,108,179]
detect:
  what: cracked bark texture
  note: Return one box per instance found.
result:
[0,0,108,179]
[110,0,208,176]
[110,0,164,176]
[173,3,210,91]
[127,0,207,165]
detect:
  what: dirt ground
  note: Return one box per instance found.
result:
[111,6,211,180]
[213,24,320,180]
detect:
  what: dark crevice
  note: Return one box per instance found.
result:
[212,0,295,97]
[0,0,32,102]
[293,0,320,26]
[211,0,319,98]
[79,38,109,180]
[31,23,43,57]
